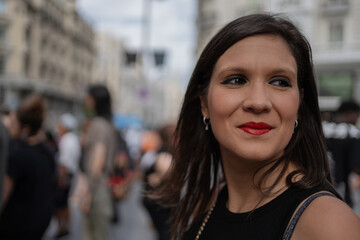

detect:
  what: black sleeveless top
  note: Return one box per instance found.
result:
[183,184,339,240]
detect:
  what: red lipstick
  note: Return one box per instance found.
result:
[238,122,272,136]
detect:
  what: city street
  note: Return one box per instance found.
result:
[44,179,157,240]
[2,0,360,239]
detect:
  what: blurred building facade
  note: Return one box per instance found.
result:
[118,49,184,129]
[197,0,265,53]
[0,0,185,129]
[94,31,184,129]
[93,31,123,114]
[93,32,147,126]
[197,0,360,111]
[0,0,95,126]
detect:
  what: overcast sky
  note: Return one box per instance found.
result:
[76,0,197,83]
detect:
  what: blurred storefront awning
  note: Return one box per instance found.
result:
[113,114,143,129]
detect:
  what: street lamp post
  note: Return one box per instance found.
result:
[140,0,164,128]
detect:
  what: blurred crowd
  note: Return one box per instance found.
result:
[0,83,359,240]
[322,100,360,214]
[0,84,176,240]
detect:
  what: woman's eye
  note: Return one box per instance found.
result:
[221,75,247,85]
[270,77,292,88]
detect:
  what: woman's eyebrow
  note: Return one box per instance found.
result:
[216,66,296,77]
[269,68,296,76]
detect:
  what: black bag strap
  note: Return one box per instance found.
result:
[283,192,336,240]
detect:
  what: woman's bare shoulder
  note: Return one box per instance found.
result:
[292,194,360,240]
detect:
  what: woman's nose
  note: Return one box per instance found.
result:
[242,82,272,113]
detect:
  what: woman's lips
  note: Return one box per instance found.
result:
[238,122,273,136]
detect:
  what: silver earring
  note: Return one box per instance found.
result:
[295,120,298,128]
[203,117,210,131]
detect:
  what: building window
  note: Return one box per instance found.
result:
[0,55,5,75]
[323,0,349,8]
[0,28,6,43]
[329,21,344,43]
[279,0,300,7]
[25,26,31,48]
[24,53,30,76]
[40,63,46,79]
[41,37,47,48]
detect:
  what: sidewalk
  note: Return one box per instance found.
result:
[44,179,157,240]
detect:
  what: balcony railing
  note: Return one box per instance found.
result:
[313,41,360,53]
[313,42,360,67]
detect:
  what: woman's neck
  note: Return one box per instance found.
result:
[223,158,297,213]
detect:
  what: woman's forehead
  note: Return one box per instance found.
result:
[212,35,297,77]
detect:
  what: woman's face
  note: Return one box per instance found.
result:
[83,94,95,118]
[84,94,95,111]
[201,35,300,164]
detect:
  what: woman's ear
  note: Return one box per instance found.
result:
[200,95,209,118]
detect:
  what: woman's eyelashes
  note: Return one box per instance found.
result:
[220,75,292,88]
[269,77,292,88]
[221,75,247,86]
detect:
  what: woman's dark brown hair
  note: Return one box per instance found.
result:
[17,94,46,137]
[87,84,112,121]
[155,13,332,239]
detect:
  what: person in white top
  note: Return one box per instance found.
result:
[55,113,81,238]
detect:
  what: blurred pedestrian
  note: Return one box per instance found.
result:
[1,108,20,140]
[0,105,11,131]
[0,106,10,211]
[0,118,8,212]
[108,128,134,223]
[79,84,117,240]
[140,130,162,172]
[54,113,81,238]
[0,94,57,240]
[323,99,360,206]
[44,129,58,156]
[143,123,176,240]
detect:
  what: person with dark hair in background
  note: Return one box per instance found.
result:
[54,113,81,238]
[323,99,360,207]
[79,84,117,240]
[143,123,176,240]
[0,106,11,206]
[336,100,360,125]
[0,105,11,131]
[0,119,8,213]
[154,13,360,240]
[0,94,57,240]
